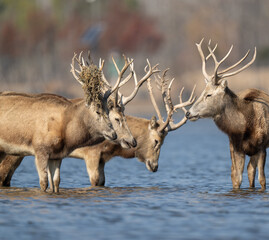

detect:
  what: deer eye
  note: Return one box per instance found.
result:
[206,94,212,99]
[96,111,101,115]
[154,140,159,148]
[115,118,120,123]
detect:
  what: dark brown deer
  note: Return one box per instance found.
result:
[186,39,269,190]
[0,70,195,188]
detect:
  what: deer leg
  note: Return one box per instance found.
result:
[48,159,62,193]
[247,155,258,188]
[35,153,49,192]
[229,142,245,189]
[2,156,24,187]
[97,160,105,186]
[257,150,266,190]
[84,153,102,187]
[0,153,8,186]
[48,165,53,192]
[0,154,23,187]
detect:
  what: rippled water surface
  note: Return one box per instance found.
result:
[1,120,269,240]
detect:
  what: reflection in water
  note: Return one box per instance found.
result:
[0,186,167,201]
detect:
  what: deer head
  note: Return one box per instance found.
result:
[70,52,117,141]
[186,39,256,121]
[136,69,195,172]
[99,55,160,149]
[72,51,159,149]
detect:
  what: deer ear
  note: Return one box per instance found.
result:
[149,116,158,129]
[220,80,227,89]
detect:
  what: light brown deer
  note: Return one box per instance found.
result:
[0,70,195,188]
[0,52,137,192]
[0,54,160,192]
[46,54,160,191]
[70,52,159,150]
[186,39,269,190]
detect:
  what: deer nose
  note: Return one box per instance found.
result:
[111,132,117,140]
[132,138,137,148]
[185,111,190,119]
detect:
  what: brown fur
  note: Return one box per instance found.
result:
[188,83,269,189]
[0,91,116,192]
[0,115,167,187]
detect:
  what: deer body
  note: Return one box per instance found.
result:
[215,88,269,156]
[186,39,267,189]
[0,92,116,191]
[0,115,167,187]
[70,115,167,186]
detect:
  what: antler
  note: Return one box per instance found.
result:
[118,59,160,106]
[167,84,196,131]
[99,55,134,105]
[70,52,85,86]
[196,38,256,85]
[147,70,196,133]
[196,38,218,83]
[71,51,133,101]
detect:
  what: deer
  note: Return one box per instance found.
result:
[0,69,195,189]
[186,39,269,190]
[70,52,159,150]
[0,51,140,193]
[0,53,160,192]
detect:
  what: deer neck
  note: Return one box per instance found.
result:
[112,116,149,159]
[64,101,104,152]
[214,87,247,136]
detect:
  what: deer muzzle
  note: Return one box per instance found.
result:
[146,160,158,172]
[185,111,200,121]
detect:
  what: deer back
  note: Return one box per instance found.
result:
[0,92,115,158]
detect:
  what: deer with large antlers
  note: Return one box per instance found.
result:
[186,39,269,190]
[0,53,118,192]
[0,69,195,188]
[0,51,149,192]
[0,54,160,191]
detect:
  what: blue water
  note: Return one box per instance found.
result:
[1,119,269,240]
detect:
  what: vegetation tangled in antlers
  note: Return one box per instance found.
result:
[79,64,104,107]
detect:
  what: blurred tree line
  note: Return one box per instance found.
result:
[0,0,162,96]
[0,0,268,105]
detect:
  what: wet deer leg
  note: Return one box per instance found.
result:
[229,141,245,189]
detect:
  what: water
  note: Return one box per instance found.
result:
[1,119,269,240]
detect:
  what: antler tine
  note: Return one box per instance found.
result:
[99,58,105,71]
[111,55,120,74]
[147,78,163,121]
[70,53,84,86]
[110,54,133,94]
[81,56,86,66]
[208,42,233,80]
[154,69,181,132]
[196,38,211,82]
[220,47,256,79]
[157,76,175,133]
[77,51,83,67]
[159,68,171,115]
[218,50,250,75]
[206,43,218,61]
[98,58,111,89]
[174,85,196,113]
[118,58,134,88]
[121,59,160,106]
[167,84,196,131]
